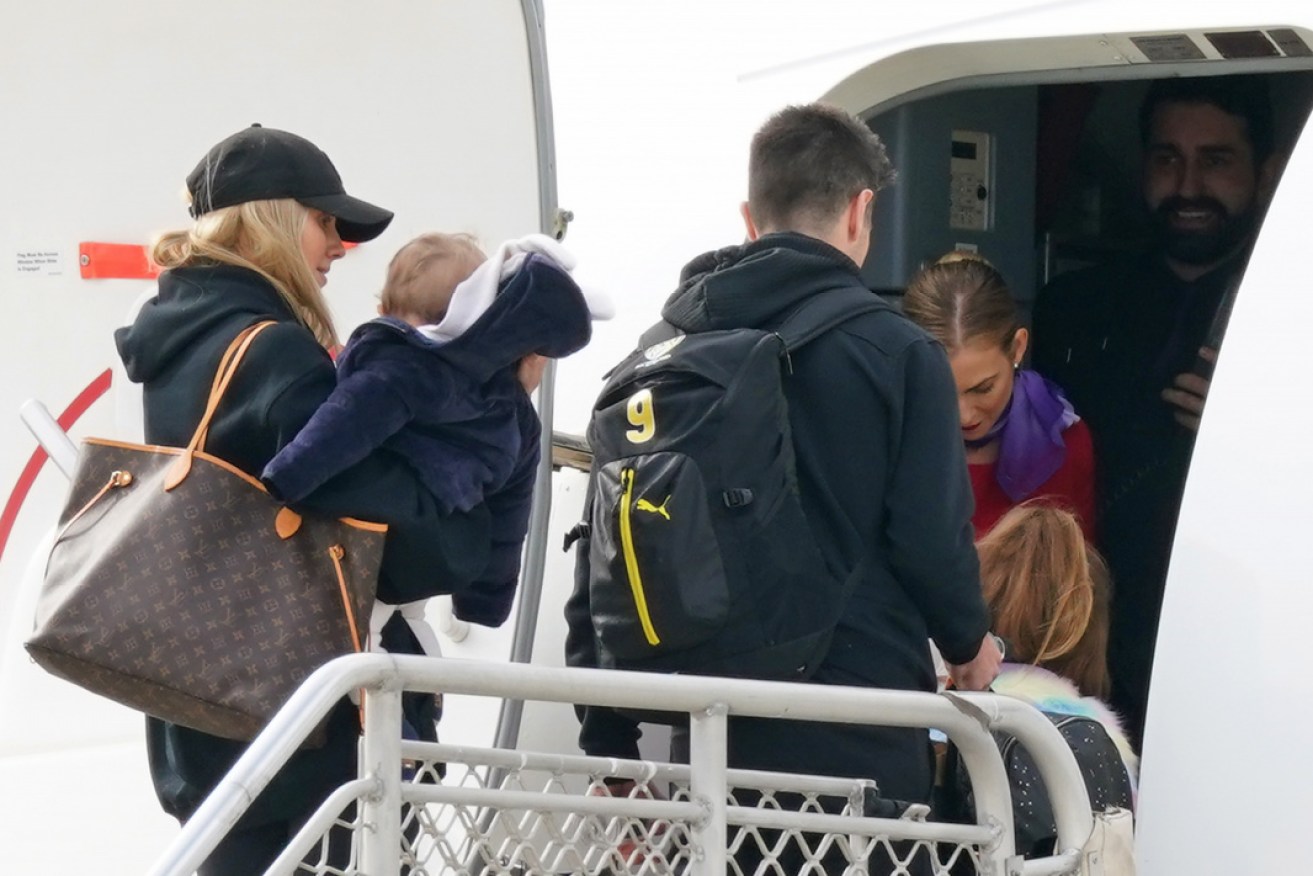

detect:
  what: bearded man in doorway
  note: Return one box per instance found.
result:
[1031,74,1280,750]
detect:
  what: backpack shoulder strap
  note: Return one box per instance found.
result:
[774,288,892,352]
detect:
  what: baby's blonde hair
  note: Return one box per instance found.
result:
[379,233,486,325]
[151,198,338,348]
[976,502,1111,698]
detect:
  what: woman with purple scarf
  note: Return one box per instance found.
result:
[903,252,1096,541]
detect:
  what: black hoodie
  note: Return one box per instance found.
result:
[567,234,988,781]
[116,264,491,826]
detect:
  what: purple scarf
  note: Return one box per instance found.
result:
[970,369,1079,503]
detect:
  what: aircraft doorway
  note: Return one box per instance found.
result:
[823,26,1313,861]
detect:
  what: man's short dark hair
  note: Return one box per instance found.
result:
[748,103,895,232]
[1138,75,1276,164]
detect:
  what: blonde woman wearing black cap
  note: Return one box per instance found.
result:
[115,125,488,875]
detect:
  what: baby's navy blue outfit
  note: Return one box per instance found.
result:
[264,253,593,626]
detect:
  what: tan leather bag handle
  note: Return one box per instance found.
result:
[165,321,278,491]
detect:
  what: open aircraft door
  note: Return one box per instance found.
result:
[804,18,1313,873]
[0,3,555,872]
[1135,73,1313,876]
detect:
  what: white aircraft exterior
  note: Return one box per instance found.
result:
[2,2,1310,872]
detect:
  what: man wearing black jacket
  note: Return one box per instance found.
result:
[1031,76,1279,747]
[565,103,1000,870]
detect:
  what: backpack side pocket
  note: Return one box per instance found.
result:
[589,454,728,660]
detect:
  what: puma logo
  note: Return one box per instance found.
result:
[635,496,671,520]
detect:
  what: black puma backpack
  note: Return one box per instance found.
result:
[580,288,887,684]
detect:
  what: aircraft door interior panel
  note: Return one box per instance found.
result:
[862,86,1038,307]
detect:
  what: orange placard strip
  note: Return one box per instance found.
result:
[79,242,161,280]
[80,240,358,280]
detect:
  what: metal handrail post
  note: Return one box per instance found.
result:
[688,703,728,874]
[950,693,1092,872]
[494,0,564,752]
[360,682,404,876]
[951,712,1016,874]
[146,653,398,876]
[479,358,557,846]
[19,398,79,478]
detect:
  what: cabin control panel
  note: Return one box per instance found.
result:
[949,129,993,231]
[863,87,1033,297]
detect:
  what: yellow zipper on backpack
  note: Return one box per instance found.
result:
[619,467,661,646]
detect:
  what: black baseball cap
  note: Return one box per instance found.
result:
[186,124,394,243]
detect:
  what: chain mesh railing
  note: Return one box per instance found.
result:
[145,655,1096,876]
[397,745,996,875]
[281,745,995,875]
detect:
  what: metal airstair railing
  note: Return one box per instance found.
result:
[143,653,1098,876]
[18,400,1101,875]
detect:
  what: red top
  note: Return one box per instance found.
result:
[969,418,1097,541]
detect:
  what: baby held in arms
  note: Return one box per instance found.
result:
[263,232,611,627]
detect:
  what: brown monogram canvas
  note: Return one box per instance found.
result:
[26,322,387,741]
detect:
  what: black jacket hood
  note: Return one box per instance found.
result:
[661,233,865,333]
[115,264,299,384]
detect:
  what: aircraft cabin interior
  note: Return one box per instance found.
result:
[858,46,1313,315]
[847,27,1313,744]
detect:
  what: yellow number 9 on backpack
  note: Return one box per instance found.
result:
[625,388,656,443]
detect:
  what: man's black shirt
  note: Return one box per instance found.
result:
[1031,251,1246,745]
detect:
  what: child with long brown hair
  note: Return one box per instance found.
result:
[976,502,1136,777]
[957,502,1137,858]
